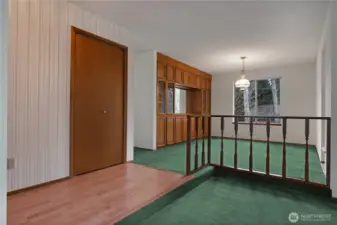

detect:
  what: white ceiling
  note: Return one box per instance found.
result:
[72,1,329,75]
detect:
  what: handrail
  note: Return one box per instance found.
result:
[211,115,331,120]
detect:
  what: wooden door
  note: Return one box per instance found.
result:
[166,117,175,145]
[71,29,125,175]
[157,117,166,147]
[175,117,184,143]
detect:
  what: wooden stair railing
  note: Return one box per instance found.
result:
[186,115,332,191]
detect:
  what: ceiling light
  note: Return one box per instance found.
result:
[235,56,250,90]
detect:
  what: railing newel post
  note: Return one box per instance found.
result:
[282,117,287,178]
[266,117,271,175]
[220,116,224,166]
[326,118,331,188]
[186,115,191,175]
[207,116,212,165]
[195,116,199,171]
[249,116,253,172]
[202,116,205,166]
[305,118,310,182]
[234,116,238,169]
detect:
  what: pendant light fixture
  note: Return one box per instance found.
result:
[235,56,250,90]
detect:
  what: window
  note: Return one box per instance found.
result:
[234,78,281,123]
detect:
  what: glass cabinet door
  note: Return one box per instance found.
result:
[167,83,174,113]
[157,81,166,113]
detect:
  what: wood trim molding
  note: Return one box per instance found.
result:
[70,27,128,176]
[157,52,211,77]
[212,136,314,147]
[232,122,282,126]
[7,177,70,196]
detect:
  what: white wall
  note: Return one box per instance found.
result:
[134,50,157,150]
[316,5,332,165]
[7,0,135,192]
[314,2,337,198]
[212,62,317,145]
[0,0,8,223]
[327,2,337,198]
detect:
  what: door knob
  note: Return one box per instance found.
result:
[102,109,108,114]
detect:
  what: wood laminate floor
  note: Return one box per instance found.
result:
[8,163,190,225]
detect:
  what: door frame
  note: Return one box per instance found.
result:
[70,26,128,176]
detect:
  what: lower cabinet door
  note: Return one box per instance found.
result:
[204,117,209,137]
[157,117,166,147]
[175,117,184,143]
[198,117,204,138]
[166,117,175,145]
[191,117,196,139]
[183,117,187,141]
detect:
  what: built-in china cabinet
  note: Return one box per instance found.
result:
[157,53,212,148]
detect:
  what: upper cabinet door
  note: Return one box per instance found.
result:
[201,76,206,89]
[205,78,210,90]
[157,62,166,80]
[188,73,197,88]
[196,75,201,89]
[167,65,175,81]
[183,71,189,85]
[175,68,183,84]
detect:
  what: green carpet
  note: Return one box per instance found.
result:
[134,138,326,184]
[116,169,336,225]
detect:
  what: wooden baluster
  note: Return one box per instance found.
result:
[186,116,191,175]
[202,117,205,166]
[282,117,287,178]
[249,117,253,172]
[207,116,212,164]
[195,117,199,170]
[326,118,331,187]
[266,118,271,175]
[305,118,310,182]
[234,117,238,169]
[220,117,224,166]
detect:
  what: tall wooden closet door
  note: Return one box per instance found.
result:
[72,33,124,175]
[98,39,124,169]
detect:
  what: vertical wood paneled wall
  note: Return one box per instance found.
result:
[1,0,8,222]
[8,0,135,192]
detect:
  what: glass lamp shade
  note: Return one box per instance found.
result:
[235,75,250,90]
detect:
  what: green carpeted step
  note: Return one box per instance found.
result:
[132,175,337,225]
